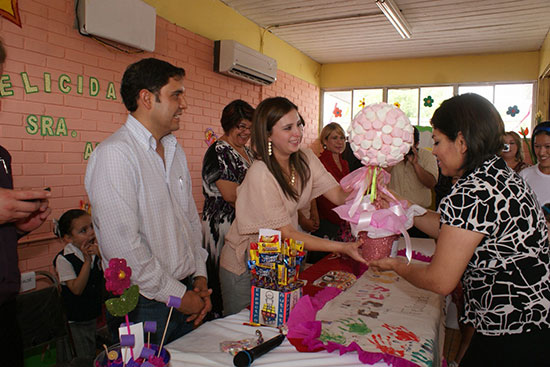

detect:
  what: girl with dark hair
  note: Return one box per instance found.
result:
[201,99,255,318]
[369,94,550,366]
[53,209,103,361]
[519,121,550,206]
[219,97,365,316]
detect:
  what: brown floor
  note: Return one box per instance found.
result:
[443,327,461,364]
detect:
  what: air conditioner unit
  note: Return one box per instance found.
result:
[214,40,277,86]
[76,0,156,52]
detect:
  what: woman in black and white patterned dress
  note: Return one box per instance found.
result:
[369,93,550,367]
[201,100,254,318]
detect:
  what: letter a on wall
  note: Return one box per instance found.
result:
[0,0,22,27]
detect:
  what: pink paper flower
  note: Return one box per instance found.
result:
[105,258,132,295]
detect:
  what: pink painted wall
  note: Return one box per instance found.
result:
[0,0,320,275]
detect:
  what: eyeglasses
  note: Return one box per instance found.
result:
[236,124,252,131]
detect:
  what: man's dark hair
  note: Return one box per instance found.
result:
[120,58,185,112]
[0,37,6,66]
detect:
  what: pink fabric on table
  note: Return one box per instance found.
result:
[287,287,421,367]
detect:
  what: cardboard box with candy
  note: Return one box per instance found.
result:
[248,229,306,292]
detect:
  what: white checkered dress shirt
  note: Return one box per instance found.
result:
[85,115,207,303]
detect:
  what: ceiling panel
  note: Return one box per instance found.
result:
[220,0,550,63]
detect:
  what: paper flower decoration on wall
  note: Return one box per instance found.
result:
[507,105,520,117]
[359,98,366,109]
[423,96,434,107]
[204,128,218,147]
[0,0,22,27]
[333,104,342,118]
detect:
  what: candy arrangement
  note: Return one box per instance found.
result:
[248,234,306,291]
[96,258,177,367]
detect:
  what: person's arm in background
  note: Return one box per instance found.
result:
[215,180,239,206]
[182,152,211,325]
[407,147,437,189]
[298,200,320,233]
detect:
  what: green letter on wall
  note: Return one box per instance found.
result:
[0,75,14,97]
[89,77,99,97]
[20,72,39,94]
[106,82,117,100]
[25,115,39,135]
[83,142,94,160]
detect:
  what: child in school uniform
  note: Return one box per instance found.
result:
[53,209,103,360]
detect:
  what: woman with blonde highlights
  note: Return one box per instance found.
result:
[500,131,529,172]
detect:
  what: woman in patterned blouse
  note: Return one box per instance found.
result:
[201,99,255,318]
[369,93,550,367]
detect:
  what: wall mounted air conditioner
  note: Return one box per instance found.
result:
[214,40,277,86]
[76,0,156,52]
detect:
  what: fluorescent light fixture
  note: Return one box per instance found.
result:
[375,0,412,39]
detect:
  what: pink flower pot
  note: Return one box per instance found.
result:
[358,233,399,261]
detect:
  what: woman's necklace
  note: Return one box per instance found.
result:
[289,168,296,186]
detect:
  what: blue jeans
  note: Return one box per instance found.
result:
[129,295,194,345]
[106,279,195,346]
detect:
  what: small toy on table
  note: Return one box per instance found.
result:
[157,296,181,357]
[143,321,157,348]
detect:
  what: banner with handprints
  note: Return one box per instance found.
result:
[288,268,445,367]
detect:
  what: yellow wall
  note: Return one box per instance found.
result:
[321,52,540,89]
[143,0,321,85]
[144,0,545,90]
[539,31,550,77]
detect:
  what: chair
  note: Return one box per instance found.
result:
[16,270,77,365]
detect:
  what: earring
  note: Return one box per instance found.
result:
[268,141,272,156]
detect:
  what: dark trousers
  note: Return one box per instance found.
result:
[460,328,550,367]
[0,298,24,367]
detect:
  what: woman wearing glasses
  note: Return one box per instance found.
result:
[201,99,255,319]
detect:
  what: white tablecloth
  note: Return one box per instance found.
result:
[166,237,442,367]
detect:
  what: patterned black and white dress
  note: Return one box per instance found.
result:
[439,155,550,336]
[201,140,253,316]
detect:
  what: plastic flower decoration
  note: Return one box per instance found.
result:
[359,98,366,109]
[393,102,401,108]
[333,104,342,118]
[535,110,543,124]
[105,258,132,295]
[518,126,537,164]
[506,105,519,117]
[423,95,434,107]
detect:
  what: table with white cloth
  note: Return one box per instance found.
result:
[166,238,445,367]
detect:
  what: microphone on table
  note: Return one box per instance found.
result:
[233,333,285,367]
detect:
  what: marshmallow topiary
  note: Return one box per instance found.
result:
[348,102,414,168]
